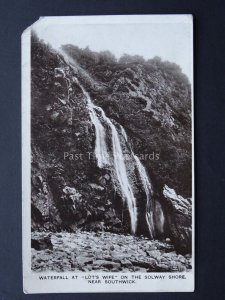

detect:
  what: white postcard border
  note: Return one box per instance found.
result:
[22,14,194,294]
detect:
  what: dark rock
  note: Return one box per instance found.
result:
[162,185,192,254]
[131,260,150,268]
[31,204,43,224]
[131,258,157,269]
[156,263,170,272]
[121,259,133,267]
[85,221,105,232]
[31,236,53,251]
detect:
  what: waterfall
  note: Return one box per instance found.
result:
[120,126,155,238]
[60,50,156,237]
[74,79,137,234]
[76,81,110,168]
[133,156,155,239]
[99,109,138,234]
[59,51,110,168]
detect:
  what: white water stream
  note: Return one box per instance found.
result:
[60,51,156,237]
[76,80,137,233]
[120,126,155,238]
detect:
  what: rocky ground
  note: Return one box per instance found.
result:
[31,231,192,272]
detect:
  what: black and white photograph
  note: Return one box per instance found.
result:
[22,15,194,293]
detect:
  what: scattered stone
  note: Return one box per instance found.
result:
[89,183,104,191]
[146,250,161,259]
[93,260,121,269]
[98,206,105,212]
[76,256,93,265]
[157,263,170,271]
[121,259,133,267]
[31,236,53,251]
[31,231,192,272]
[104,174,110,181]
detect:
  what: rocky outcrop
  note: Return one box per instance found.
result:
[31,235,53,251]
[162,185,192,254]
[30,33,192,254]
[63,44,192,198]
[31,231,192,272]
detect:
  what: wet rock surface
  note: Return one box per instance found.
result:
[31,231,192,272]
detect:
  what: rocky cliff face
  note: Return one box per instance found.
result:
[31,33,192,254]
[162,185,192,254]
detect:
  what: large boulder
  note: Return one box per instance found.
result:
[31,236,53,251]
[162,185,192,254]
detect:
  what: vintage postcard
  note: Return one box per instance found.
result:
[22,15,194,293]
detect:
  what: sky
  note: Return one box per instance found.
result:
[33,15,193,81]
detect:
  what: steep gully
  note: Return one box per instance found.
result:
[59,51,165,239]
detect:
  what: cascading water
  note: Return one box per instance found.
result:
[60,50,156,237]
[120,125,155,239]
[59,51,110,169]
[74,78,137,234]
[99,108,138,234]
[133,156,155,239]
[76,81,110,168]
